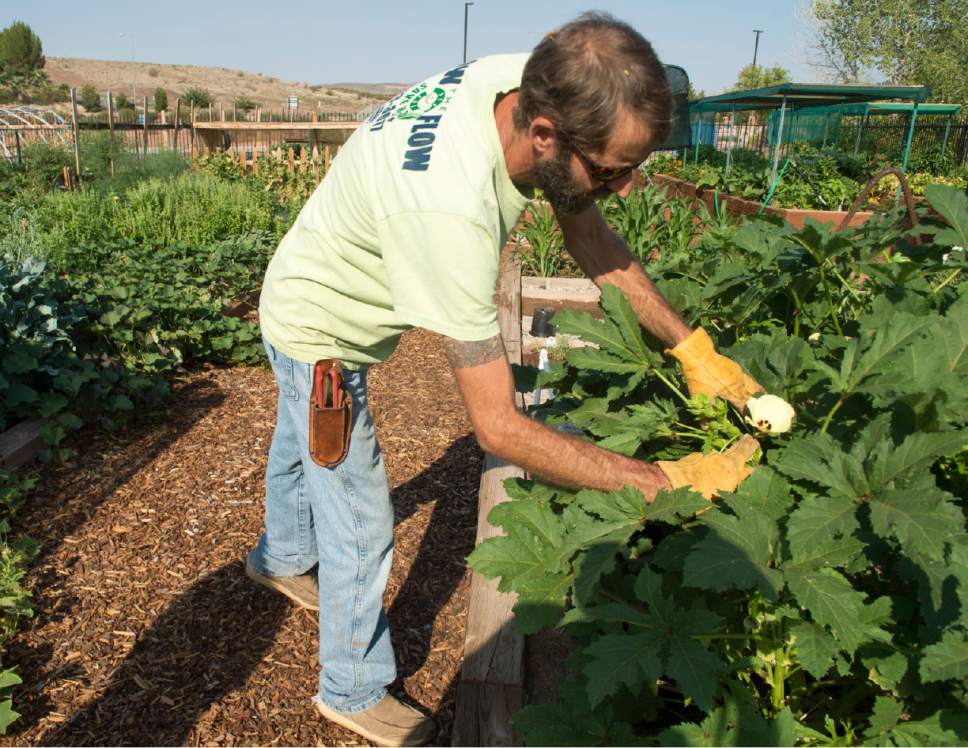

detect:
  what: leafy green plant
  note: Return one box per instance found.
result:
[469,185,968,746]
[516,201,571,277]
[0,469,37,734]
[182,87,213,108]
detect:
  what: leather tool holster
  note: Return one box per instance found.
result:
[309,359,352,468]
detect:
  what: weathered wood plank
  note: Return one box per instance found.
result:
[0,419,50,469]
[451,682,524,747]
[453,248,526,747]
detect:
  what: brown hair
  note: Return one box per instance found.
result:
[514,11,672,152]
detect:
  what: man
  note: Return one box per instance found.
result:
[247,12,761,747]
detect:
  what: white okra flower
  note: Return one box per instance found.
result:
[746,394,796,435]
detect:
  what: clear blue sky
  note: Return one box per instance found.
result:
[11,1,813,95]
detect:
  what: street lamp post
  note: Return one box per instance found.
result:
[120,32,136,104]
[463,2,474,64]
[752,29,764,67]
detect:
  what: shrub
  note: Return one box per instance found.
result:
[79,83,101,111]
[153,86,167,112]
[234,96,257,112]
[114,92,134,111]
[182,87,213,107]
[147,67,159,78]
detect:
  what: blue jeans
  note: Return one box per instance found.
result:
[248,337,396,712]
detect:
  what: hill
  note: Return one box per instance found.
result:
[44,57,410,114]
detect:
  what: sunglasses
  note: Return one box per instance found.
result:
[558,129,645,183]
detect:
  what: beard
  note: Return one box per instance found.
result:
[532,148,609,215]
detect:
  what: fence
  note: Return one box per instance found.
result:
[687,112,968,169]
[0,90,369,176]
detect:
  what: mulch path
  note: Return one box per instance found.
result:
[1,328,484,747]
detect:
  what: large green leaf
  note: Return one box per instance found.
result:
[583,632,663,707]
[785,494,860,564]
[925,184,968,248]
[683,509,783,601]
[784,568,886,654]
[921,630,968,684]
[790,621,839,678]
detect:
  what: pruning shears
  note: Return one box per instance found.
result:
[313,363,344,408]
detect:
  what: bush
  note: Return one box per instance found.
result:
[19,140,70,193]
[116,171,277,246]
[182,87,213,108]
[79,83,100,112]
[234,96,257,112]
[114,92,134,111]
[154,86,167,112]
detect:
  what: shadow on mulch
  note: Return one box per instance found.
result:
[7,375,227,735]
[39,560,289,747]
[29,430,480,746]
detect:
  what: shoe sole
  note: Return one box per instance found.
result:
[313,699,435,747]
[244,563,320,611]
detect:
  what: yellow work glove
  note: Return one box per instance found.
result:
[657,434,760,500]
[667,328,763,410]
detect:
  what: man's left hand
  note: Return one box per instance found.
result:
[667,328,763,410]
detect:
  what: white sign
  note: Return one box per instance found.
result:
[287,95,298,110]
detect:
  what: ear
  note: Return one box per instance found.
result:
[528,115,562,158]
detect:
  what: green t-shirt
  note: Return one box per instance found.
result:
[259,53,532,367]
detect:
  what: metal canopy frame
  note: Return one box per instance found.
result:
[0,107,72,160]
[690,83,932,186]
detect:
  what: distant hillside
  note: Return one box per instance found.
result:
[44,57,410,113]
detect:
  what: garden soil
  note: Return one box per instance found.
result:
[0,327,559,747]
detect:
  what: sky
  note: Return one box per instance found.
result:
[11,1,817,96]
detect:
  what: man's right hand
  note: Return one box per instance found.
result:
[656,435,761,499]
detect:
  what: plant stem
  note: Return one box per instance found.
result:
[932,267,962,294]
[821,396,846,434]
[653,368,691,405]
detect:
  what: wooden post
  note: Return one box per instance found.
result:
[208,103,213,122]
[252,144,260,175]
[69,87,82,184]
[233,102,237,122]
[143,96,149,157]
[256,107,261,123]
[452,251,525,748]
[287,147,295,175]
[299,146,307,173]
[219,102,224,122]
[62,166,72,191]
[107,91,115,176]
[239,147,246,176]
[311,146,319,181]
[173,98,181,152]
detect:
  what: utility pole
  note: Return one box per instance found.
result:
[463,2,474,63]
[752,29,764,67]
[120,32,136,103]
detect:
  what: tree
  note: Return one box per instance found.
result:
[80,84,101,112]
[234,96,257,112]
[730,64,792,92]
[688,83,706,101]
[182,87,213,107]
[114,92,135,111]
[0,20,45,75]
[807,0,968,102]
[154,86,168,112]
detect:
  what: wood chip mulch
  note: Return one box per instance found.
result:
[1,328,484,747]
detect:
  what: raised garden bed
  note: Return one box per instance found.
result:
[652,173,875,229]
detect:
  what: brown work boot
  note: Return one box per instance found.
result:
[314,693,437,747]
[244,555,319,611]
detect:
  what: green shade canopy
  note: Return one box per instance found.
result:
[691,83,931,113]
[789,102,960,117]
